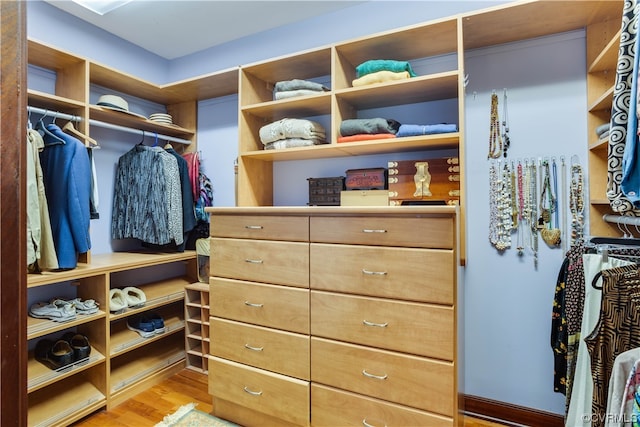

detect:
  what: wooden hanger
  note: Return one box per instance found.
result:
[63,121,99,148]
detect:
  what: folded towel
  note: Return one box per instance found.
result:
[274,79,329,93]
[340,118,401,137]
[274,89,327,100]
[595,122,610,137]
[352,70,411,87]
[264,138,328,150]
[337,134,397,143]
[396,123,458,137]
[259,118,326,144]
[355,60,417,78]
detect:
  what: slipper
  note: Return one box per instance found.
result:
[109,288,127,312]
[29,301,76,322]
[123,287,146,308]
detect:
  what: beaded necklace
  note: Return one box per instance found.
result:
[516,161,525,255]
[502,89,511,158]
[529,160,538,267]
[488,92,502,159]
[570,162,585,245]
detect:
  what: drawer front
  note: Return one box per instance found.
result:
[211,317,310,380]
[310,291,453,360]
[211,238,309,287]
[211,215,309,242]
[210,277,309,334]
[311,337,453,415]
[208,356,310,426]
[310,216,453,249]
[311,384,453,427]
[310,243,454,304]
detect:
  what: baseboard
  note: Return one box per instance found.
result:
[463,394,564,426]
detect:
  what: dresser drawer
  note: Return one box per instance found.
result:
[310,243,454,304]
[211,215,309,241]
[210,277,309,334]
[211,238,309,287]
[311,337,453,415]
[310,216,454,249]
[310,291,453,360]
[211,317,310,380]
[311,383,453,427]
[208,356,310,426]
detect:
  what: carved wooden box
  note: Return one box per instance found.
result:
[387,158,460,206]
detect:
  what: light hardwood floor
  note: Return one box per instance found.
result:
[72,369,506,426]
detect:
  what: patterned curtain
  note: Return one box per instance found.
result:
[608,0,640,215]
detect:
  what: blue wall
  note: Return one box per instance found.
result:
[27,0,586,415]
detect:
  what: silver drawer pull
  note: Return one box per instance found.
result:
[244,344,264,352]
[362,418,387,427]
[362,369,388,380]
[363,320,388,328]
[245,225,263,229]
[362,269,387,276]
[362,229,387,233]
[244,301,263,308]
[243,386,263,396]
[245,258,263,264]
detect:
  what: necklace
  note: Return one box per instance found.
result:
[570,162,585,245]
[502,89,511,158]
[488,92,502,159]
[516,161,525,256]
[529,160,538,267]
[539,160,561,247]
[488,161,512,251]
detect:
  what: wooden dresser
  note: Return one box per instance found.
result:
[207,206,461,427]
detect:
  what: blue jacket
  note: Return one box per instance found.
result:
[39,124,92,269]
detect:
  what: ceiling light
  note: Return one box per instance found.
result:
[71,0,132,15]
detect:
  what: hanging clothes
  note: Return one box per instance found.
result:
[608,0,640,215]
[26,129,58,271]
[585,264,640,427]
[38,124,92,270]
[565,254,635,427]
[605,347,640,427]
[111,144,183,247]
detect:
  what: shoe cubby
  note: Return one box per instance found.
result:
[184,282,210,373]
[109,332,185,400]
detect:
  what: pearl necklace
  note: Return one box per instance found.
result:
[488,92,502,159]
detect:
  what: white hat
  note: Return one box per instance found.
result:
[97,94,146,119]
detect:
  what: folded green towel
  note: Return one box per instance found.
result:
[355,60,417,78]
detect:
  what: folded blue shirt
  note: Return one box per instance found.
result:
[396,123,458,137]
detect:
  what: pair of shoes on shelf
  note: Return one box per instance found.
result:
[52,297,99,315]
[29,300,76,322]
[109,287,146,312]
[126,313,165,338]
[35,333,91,370]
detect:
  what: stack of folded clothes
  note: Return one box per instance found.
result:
[338,118,401,143]
[595,122,610,142]
[396,123,458,137]
[273,79,329,100]
[352,59,417,87]
[259,118,328,150]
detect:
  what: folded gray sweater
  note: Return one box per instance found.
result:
[339,118,401,136]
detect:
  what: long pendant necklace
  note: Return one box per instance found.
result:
[529,160,538,267]
[570,161,585,245]
[488,92,502,159]
[502,89,511,158]
[516,161,525,256]
[539,160,561,247]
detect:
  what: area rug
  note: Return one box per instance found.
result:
[155,403,239,427]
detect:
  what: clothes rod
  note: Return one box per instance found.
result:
[27,105,191,145]
[603,214,640,226]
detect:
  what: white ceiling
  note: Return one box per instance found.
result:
[43,0,366,60]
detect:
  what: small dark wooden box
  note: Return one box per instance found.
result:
[308,176,345,206]
[345,168,387,190]
[387,158,460,206]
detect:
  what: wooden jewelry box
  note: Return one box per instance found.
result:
[387,158,460,206]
